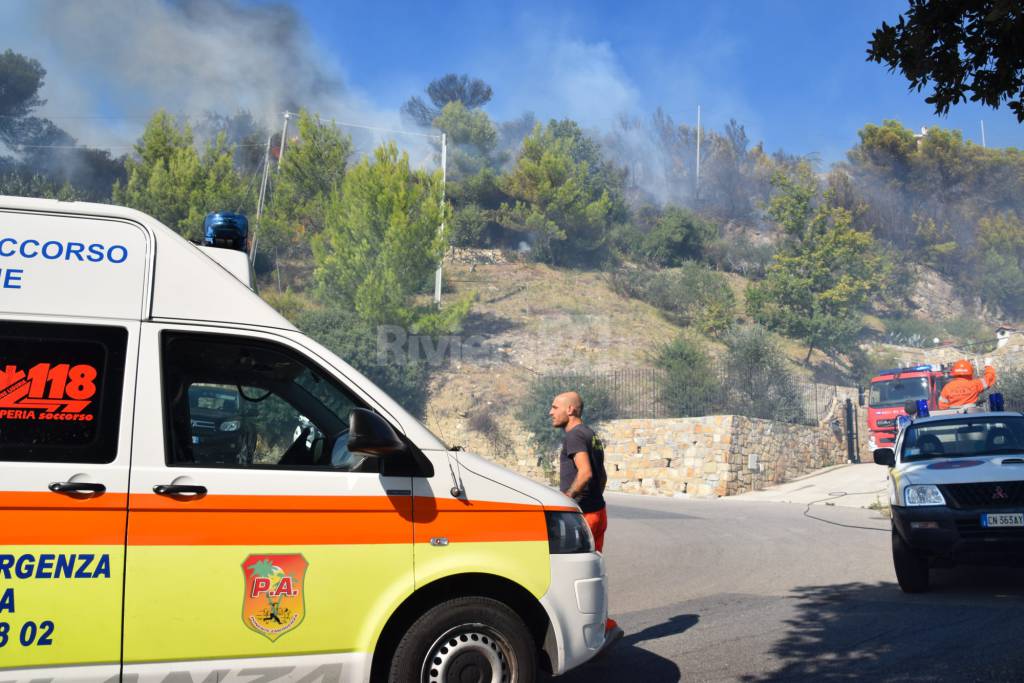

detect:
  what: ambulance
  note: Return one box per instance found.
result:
[0,196,608,682]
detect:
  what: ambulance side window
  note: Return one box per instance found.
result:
[161,331,376,472]
[0,320,128,463]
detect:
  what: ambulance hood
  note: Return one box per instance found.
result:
[455,450,579,510]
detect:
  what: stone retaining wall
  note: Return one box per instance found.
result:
[491,407,851,498]
[593,412,847,498]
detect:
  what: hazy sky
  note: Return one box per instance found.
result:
[3,0,1021,163]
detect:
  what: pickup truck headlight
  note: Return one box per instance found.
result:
[219,420,241,432]
[904,484,945,506]
[545,511,595,554]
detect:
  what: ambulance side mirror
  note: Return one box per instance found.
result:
[347,408,407,458]
[873,448,895,467]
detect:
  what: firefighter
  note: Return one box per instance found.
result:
[938,359,996,409]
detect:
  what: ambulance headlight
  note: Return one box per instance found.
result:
[545,511,595,554]
[904,485,945,507]
[219,420,241,432]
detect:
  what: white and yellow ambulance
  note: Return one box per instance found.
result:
[0,196,608,682]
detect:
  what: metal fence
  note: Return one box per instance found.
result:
[548,368,843,426]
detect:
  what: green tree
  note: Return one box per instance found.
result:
[402,74,494,128]
[433,101,500,178]
[868,0,1024,122]
[0,50,121,200]
[260,110,353,252]
[0,49,58,149]
[446,167,510,248]
[845,119,1023,295]
[967,211,1024,317]
[0,172,82,201]
[499,120,623,264]
[746,164,884,361]
[312,142,457,331]
[113,111,249,240]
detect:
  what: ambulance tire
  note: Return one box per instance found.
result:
[389,596,538,683]
[892,530,929,593]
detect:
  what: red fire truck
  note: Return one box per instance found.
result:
[867,364,949,450]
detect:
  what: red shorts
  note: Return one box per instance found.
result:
[583,507,608,553]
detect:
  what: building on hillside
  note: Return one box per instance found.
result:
[997,325,1018,349]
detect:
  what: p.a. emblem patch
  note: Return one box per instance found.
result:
[242,554,308,641]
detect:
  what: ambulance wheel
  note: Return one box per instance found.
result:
[389,596,537,683]
[892,530,929,593]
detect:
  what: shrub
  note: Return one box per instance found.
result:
[656,335,724,416]
[515,375,616,458]
[882,316,945,347]
[942,315,991,348]
[848,347,902,386]
[722,326,806,423]
[610,262,736,336]
[705,238,775,278]
[638,207,716,266]
[260,289,311,324]
[999,367,1024,411]
[449,203,489,247]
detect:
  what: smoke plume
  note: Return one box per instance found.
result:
[8,0,433,162]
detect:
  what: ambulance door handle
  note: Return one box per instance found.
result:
[49,481,106,495]
[154,484,208,496]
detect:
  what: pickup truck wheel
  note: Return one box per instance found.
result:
[892,530,929,593]
[389,596,537,683]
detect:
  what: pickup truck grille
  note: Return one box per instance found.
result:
[955,518,1024,539]
[941,481,1024,509]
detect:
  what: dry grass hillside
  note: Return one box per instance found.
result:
[418,254,1007,458]
[421,256,682,460]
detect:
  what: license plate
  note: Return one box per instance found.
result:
[982,513,1024,528]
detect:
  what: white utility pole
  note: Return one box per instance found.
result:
[278,112,292,169]
[433,132,448,306]
[981,120,987,148]
[249,132,274,264]
[695,105,702,200]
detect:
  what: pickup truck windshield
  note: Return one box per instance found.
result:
[870,376,929,408]
[901,416,1024,462]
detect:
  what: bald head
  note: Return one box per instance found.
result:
[550,391,584,430]
[557,391,583,415]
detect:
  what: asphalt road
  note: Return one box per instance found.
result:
[558,491,1024,682]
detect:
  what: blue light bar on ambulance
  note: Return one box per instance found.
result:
[203,212,249,252]
[990,392,1006,412]
[916,399,930,418]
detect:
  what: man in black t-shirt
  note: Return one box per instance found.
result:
[558,416,607,517]
[550,391,621,644]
